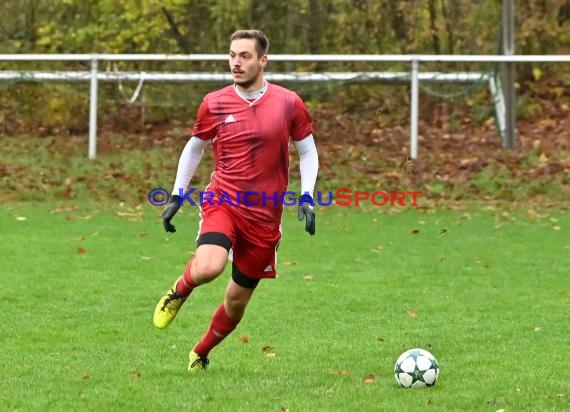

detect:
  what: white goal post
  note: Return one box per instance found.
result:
[1,53,569,159]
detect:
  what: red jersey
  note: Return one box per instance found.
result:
[192,83,313,223]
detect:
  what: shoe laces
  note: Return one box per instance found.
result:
[161,289,182,312]
[190,356,209,370]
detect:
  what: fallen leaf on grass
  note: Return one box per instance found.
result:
[240,335,249,344]
[501,212,514,222]
[332,368,350,376]
[387,208,402,215]
[362,374,376,384]
[282,261,296,267]
[131,371,141,378]
[77,247,87,255]
[411,229,420,235]
[406,310,418,318]
[50,205,80,214]
[303,274,315,281]
[262,345,276,357]
[115,211,144,221]
[16,216,27,221]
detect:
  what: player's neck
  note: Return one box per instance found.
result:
[234,80,268,102]
[235,77,266,94]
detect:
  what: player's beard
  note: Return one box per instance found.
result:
[233,67,263,91]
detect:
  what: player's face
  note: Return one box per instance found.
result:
[229,39,267,91]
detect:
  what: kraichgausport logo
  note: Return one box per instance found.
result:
[147,188,422,207]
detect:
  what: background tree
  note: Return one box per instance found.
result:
[0,0,568,133]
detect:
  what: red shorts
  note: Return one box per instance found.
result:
[197,202,281,280]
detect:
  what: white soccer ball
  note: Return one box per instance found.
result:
[394,348,440,388]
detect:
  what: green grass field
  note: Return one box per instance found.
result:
[0,201,568,411]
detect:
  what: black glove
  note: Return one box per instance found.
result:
[297,194,315,235]
[162,195,181,233]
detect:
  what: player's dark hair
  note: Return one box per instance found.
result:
[230,30,269,57]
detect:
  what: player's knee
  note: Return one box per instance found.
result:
[226,293,249,310]
[225,294,249,317]
[191,258,225,282]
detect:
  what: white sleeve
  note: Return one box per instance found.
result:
[171,136,209,196]
[294,134,319,198]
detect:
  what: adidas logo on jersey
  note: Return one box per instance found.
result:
[224,114,236,123]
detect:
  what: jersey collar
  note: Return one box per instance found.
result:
[233,81,268,106]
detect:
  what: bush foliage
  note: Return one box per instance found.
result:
[0,0,569,133]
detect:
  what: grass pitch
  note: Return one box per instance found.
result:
[0,202,568,411]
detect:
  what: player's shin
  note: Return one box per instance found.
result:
[193,304,241,357]
[176,259,197,298]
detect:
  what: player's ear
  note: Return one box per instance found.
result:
[260,54,268,69]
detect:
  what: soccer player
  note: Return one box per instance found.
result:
[153,29,319,372]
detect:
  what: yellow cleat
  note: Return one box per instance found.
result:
[188,350,209,372]
[153,280,186,329]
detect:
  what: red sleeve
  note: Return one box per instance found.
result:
[290,94,313,141]
[191,96,217,141]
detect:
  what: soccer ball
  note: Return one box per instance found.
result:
[394,348,439,388]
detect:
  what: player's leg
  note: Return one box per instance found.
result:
[188,221,280,372]
[153,203,236,329]
[153,239,230,329]
[189,264,259,371]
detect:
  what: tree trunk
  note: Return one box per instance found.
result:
[161,7,191,53]
[441,0,455,54]
[559,0,570,25]
[428,0,441,54]
[387,0,410,53]
[308,0,321,55]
